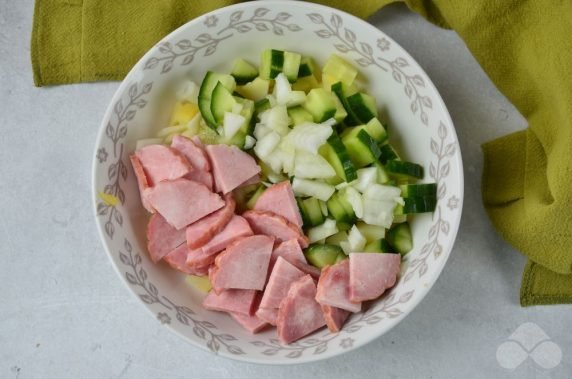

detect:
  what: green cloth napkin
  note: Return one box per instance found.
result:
[32,0,572,305]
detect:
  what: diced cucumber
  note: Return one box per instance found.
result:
[307,219,339,243]
[346,92,377,123]
[373,162,390,184]
[303,88,337,123]
[394,196,437,214]
[331,81,360,126]
[292,178,335,201]
[260,49,284,80]
[364,238,393,253]
[292,75,320,93]
[231,58,258,85]
[198,71,236,129]
[393,214,408,223]
[245,185,266,209]
[255,97,272,115]
[379,144,400,164]
[288,106,314,126]
[341,128,382,168]
[283,51,302,82]
[364,118,388,144]
[298,56,317,78]
[297,198,310,226]
[233,183,261,213]
[336,222,352,232]
[386,223,413,255]
[319,133,357,182]
[323,55,358,85]
[260,49,301,82]
[304,243,344,269]
[259,160,287,183]
[386,160,424,179]
[399,183,437,198]
[211,82,237,124]
[335,252,348,263]
[356,221,385,241]
[236,78,270,101]
[300,197,325,227]
[325,230,348,245]
[319,200,328,216]
[336,191,356,220]
[332,95,348,123]
[326,194,352,224]
[341,187,363,218]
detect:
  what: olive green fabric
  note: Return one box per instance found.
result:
[31,0,572,305]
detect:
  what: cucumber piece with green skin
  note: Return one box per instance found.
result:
[323,55,358,85]
[373,161,390,184]
[260,49,284,80]
[379,144,400,164]
[336,222,352,231]
[326,194,353,224]
[341,128,382,168]
[260,49,301,82]
[394,196,437,214]
[386,160,424,179]
[336,190,356,220]
[331,81,361,125]
[399,183,437,198]
[236,78,270,101]
[319,133,357,182]
[231,58,259,85]
[335,252,348,263]
[325,230,348,245]
[356,222,385,241]
[364,238,392,253]
[233,183,260,213]
[292,75,320,93]
[198,71,236,129]
[346,92,377,123]
[283,51,302,82]
[288,106,314,126]
[386,223,413,255]
[300,197,325,227]
[303,88,337,123]
[364,118,388,144]
[254,98,271,114]
[304,244,344,268]
[332,95,348,123]
[211,82,237,124]
[298,56,317,78]
[297,198,311,226]
[246,185,266,209]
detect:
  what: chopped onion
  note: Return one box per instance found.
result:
[292,178,335,201]
[223,112,245,140]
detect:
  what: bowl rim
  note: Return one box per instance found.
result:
[92,0,464,364]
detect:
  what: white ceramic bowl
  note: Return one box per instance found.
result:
[92,0,463,364]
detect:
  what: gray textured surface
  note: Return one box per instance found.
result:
[0,1,569,378]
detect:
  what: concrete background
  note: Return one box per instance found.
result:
[0,1,569,378]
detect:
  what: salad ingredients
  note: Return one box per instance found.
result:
[130,49,439,344]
